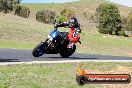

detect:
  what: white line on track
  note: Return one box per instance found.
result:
[0,60,132,65]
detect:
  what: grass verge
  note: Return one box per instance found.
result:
[77,29,132,56]
[0,62,132,88]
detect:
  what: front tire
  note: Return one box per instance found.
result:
[32,43,45,57]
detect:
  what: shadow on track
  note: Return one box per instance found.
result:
[40,56,98,60]
[0,58,21,62]
[69,57,98,60]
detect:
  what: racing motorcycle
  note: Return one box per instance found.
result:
[32,19,81,58]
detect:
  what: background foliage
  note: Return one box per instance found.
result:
[36,10,56,24]
[57,8,75,23]
[0,0,30,18]
[96,3,121,35]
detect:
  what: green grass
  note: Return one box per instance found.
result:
[0,13,51,48]
[0,62,132,88]
[77,29,132,56]
[0,40,34,49]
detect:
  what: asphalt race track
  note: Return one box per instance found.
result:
[0,48,132,62]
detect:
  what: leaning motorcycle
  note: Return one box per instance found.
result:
[32,20,81,58]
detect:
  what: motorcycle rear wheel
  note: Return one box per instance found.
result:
[59,45,76,58]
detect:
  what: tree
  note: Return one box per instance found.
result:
[96,3,121,35]
[60,8,75,21]
[125,12,132,31]
[0,0,22,13]
[36,10,56,24]
[15,5,30,18]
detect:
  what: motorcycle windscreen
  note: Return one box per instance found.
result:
[50,30,60,39]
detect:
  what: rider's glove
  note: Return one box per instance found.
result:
[54,24,58,28]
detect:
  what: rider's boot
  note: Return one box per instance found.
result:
[67,42,74,49]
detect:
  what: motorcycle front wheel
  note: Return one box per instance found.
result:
[32,39,49,57]
[32,43,45,57]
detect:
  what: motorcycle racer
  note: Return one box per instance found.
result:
[55,16,81,48]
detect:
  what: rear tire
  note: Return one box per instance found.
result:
[59,51,70,58]
[59,45,76,58]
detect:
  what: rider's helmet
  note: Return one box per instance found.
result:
[68,17,78,28]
